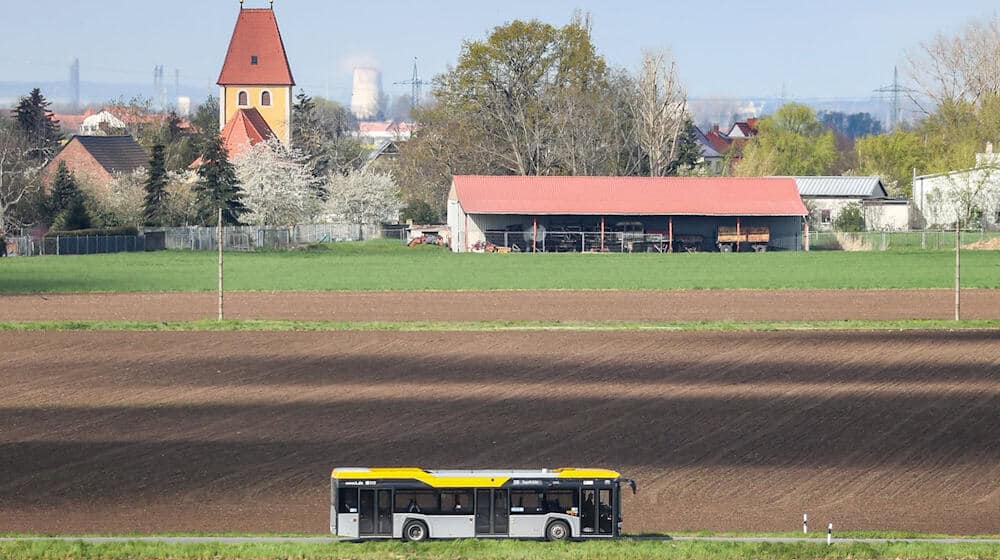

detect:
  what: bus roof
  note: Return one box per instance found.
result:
[331,467,621,487]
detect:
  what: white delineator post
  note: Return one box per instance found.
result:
[955,221,961,321]
[827,522,833,545]
[218,207,224,321]
[803,513,808,534]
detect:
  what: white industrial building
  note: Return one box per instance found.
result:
[912,146,1000,229]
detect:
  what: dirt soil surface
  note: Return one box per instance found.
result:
[2,289,1000,322]
[1,330,998,534]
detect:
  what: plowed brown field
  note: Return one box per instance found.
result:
[2,289,1000,322]
[2,330,998,534]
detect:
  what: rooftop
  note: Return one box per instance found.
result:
[451,176,808,217]
[70,135,148,175]
[218,8,294,86]
[793,176,887,198]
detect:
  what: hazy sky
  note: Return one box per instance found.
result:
[0,0,997,103]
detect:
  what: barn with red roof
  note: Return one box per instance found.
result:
[447,176,810,253]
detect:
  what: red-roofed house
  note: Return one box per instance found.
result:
[447,176,809,252]
[218,4,294,145]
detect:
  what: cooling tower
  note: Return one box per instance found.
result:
[351,67,382,120]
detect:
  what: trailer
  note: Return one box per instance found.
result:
[716,226,770,253]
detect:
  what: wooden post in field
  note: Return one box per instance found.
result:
[955,221,961,321]
[218,207,224,321]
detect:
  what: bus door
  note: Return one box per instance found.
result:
[359,489,393,536]
[581,487,614,536]
[475,489,509,536]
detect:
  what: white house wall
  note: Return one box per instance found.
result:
[913,170,1000,228]
[863,203,910,231]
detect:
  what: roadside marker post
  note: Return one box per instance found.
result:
[803,513,808,534]
[827,522,833,545]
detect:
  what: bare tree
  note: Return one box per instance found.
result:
[0,122,46,239]
[907,16,1000,108]
[632,50,688,176]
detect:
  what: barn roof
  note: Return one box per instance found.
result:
[70,135,148,175]
[451,176,808,217]
[218,8,294,86]
[793,176,887,198]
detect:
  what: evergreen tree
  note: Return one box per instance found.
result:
[193,134,245,225]
[48,162,83,217]
[144,144,170,226]
[52,195,92,231]
[666,120,704,175]
[12,88,63,160]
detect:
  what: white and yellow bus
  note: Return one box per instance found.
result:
[331,467,636,541]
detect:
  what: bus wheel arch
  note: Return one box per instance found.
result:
[402,519,429,542]
[545,519,571,541]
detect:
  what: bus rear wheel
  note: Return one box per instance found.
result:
[546,520,570,541]
[403,520,428,542]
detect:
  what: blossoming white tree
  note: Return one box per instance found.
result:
[233,137,321,226]
[325,168,402,227]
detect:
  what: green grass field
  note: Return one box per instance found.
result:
[3,539,999,560]
[1,241,999,293]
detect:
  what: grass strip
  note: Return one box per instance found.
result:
[2,540,1000,560]
[2,319,1000,332]
[3,244,1000,293]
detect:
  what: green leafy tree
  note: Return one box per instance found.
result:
[834,202,866,232]
[736,103,837,176]
[854,130,927,197]
[12,88,63,160]
[400,199,440,224]
[292,91,363,178]
[193,133,245,225]
[144,144,170,225]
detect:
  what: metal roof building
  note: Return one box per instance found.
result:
[447,176,809,253]
[793,176,888,198]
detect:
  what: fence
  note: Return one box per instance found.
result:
[482,230,801,253]
[143,223,384,252]
[809,229,1000,251]
[5,235,145,257]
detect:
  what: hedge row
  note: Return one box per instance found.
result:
[44,227,140,238]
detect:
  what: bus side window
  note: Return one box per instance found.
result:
[510,490,543,513]
[338,488,359,513]
[440,490,473,514]
[394,491,437,514]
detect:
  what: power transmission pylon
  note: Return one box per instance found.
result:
[394,58,425,109]
[874,66,914,131]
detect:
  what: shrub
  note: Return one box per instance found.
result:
[44,226,139,238]
[834,202,866,232]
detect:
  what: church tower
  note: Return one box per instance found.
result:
[217,2,294,146]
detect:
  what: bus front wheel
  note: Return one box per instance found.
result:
[403,520,428,542]
[545,520,570,541]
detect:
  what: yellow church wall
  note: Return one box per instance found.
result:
[222,85,292,144]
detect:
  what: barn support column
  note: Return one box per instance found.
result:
[668,217,674,253]
[804,219,810,252]
[532,217,538,253]
[464,213,470,253]
[736,216,741,253]
[600,216,606,252]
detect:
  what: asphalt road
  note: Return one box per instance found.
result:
[2,536,998,544]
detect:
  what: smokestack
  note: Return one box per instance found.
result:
[69,58,80,112]
[351,67,382,121]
